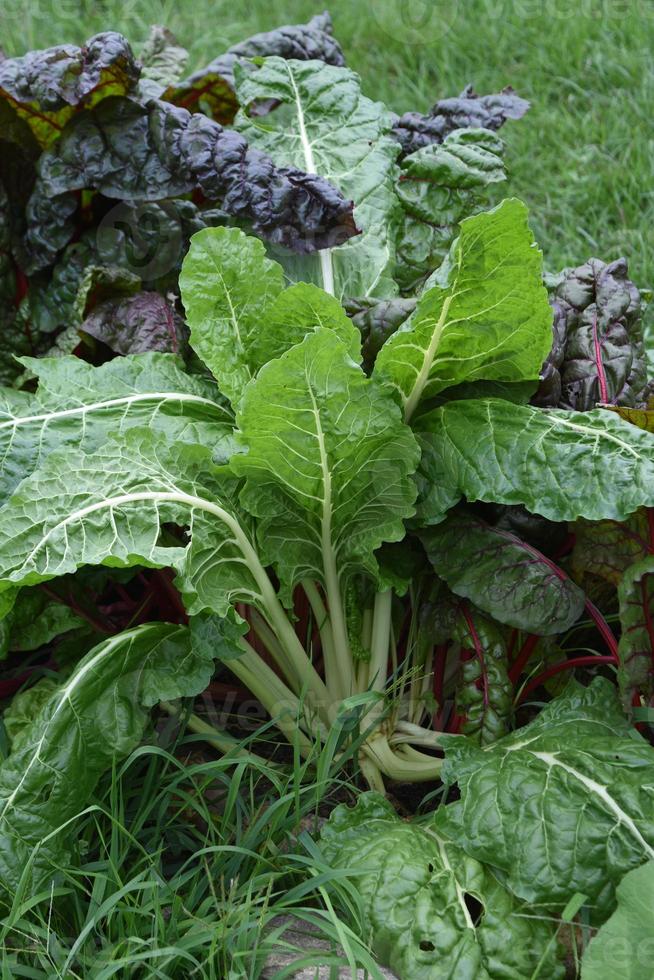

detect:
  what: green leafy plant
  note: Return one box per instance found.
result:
[3,14,654,980]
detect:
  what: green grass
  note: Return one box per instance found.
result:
[1,0,652,287]
[0,716,382,978]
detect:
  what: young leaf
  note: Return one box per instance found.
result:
[234,57,399,299]
[0,352,235,505]
[231,329,420,601]
[6,588,84,651]
[180,228,359,404]
[617,557,654,705]
[319,792,563,979]
[80,291,186,355]
[536,257,650,411]
[180,226,285,403]
[373,198,552,419]
[452,603,513,744]
[138,26,188,99]
[422,512,585,634]
[581,860,654,979]
[440,678,654,913]
[418,398,654,523]
[0,623,213,893]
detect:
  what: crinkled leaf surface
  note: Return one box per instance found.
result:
[24,96,357,272]
[440,678,654,912]
[581,860,654,979]
[80,291,187,355]
[231,329,419,600]
[392,85,529,158]
[319,792,563,979]
[418,398,654,523]
[0,32,140,147]
[617,556,654,705]
[537,258,650,411]
[0,430,264,618]
[394,129,507,293]
[373,198,552,420]
[234,57,399,299]
[0,352,234,504]
[422,512,585,634]
[168,12,343,121]
[138,26,188,99]
[451,603,513,745]
[0,623,213,893]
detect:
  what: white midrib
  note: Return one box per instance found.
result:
[425,827,476,931]
[543,414,641,458]
[308,388,349,695]
[1,391,225,430]
[286,65,335,297]
[532,751,654,858]
[404,293,454,423]
[0,629,152,824]
[22,489,243,572]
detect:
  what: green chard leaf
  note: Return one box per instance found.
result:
[233,57,400,299]
[0,623,214,893]
[319,792,564,979]
[418,399,654,524]
[394,128,508,293]
[373,198,552,420]
[5,588,84,652]
[0,352,236,505]
[581,860,654,980]
[440,678,654,914]
[180,226,359,405]
[231,329,420,601]
[0,430,266,619]
[617,557,654,706]
[422,511,585,634]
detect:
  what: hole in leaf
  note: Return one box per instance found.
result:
[427,862,434,872]
[419,940,435,952]
[464,892,484,926]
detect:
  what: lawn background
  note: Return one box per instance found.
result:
[2,0,652,285]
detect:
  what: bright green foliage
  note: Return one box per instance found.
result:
[0,623,211,891]
[374,199,552,419]
[423,511,585,634]
[320,792,564,979]
[0,352,234,504]
[179,226,285,405]
[581,861,654,979]
[232,329,420,601]
[0,432,264,618]
[234,57,400,299]
[440,679,654,913]
[418,399,654,523]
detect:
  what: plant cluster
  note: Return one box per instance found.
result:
[1,12,654,978]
